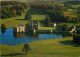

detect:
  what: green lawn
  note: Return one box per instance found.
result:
[64,10,78,16]
[71,5,80,8]
[38,27,55,30]
[0,37,80,57]
[27,8,46,21]
[56,22,80,26]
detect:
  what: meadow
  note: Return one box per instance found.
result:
[0,37,80,57]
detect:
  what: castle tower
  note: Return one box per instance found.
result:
[32,21,34,30]
[37,21,39,30]
[54,23,56,27]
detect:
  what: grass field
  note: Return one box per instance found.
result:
[56,22,80,26]
[27,8,46,21]
[38,27,55,30]
[71,5,80,8]
[0,37,80,57]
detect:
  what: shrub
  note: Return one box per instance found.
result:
[73,34,80,44]
[1,24,6,33]
[25,13,32,20]
[1,24,6,30]
[61,24,68,31]
[68,26,74,31]
[11,4,25,12]
[44,16,50,26]
[47,10,65,22]
[73,28,80,44]
[76,28,80,34]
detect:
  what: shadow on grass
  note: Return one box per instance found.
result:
[0,53,25,57]
[15,19,25,20]
[58,40,80,47]
[27,8,46,15]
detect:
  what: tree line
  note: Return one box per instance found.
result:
[1,1,80,23]
[1,1,29,19]
[29,2,80,24]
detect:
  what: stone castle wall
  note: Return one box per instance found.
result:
[13,21,39,32]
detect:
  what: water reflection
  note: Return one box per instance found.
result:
[13,32,71,39]
[13,32,26,38]
[1,29,6,33]
[53,32,71,38]
[26,32,39,40]
[13,32,39,40]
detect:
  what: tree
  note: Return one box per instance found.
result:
[1,1,28,19]
[61,24,68,31]
[76,28,80,34]
[44,16,51,26]
[1,6,16,19]
[47,10,65,22]
[73,28,80,44]
[64,3,72,9]
[25,13,32,20]
[77,7,80,21]
[73,34,80,44]
[1,9,8,19]
[20,2,30,9]
[11,4,25,15]
[16,10,23,16]
[1,24,6,33]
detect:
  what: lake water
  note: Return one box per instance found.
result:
[0,28,71,46]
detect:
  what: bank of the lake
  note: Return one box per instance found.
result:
[0,37,80,57]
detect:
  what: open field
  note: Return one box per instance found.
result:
[64,10,78,16]
[27,8,46,21]
[0,37,80,57]
[38,27,55,30]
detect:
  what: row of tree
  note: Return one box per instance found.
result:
[29,2,80,23]
[30,2,65,12]
[1,1,30,9]
[26,2,66,22]
[63,1,80,5]
[1,1,29,19]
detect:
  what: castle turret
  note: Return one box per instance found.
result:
[37,21,39,30]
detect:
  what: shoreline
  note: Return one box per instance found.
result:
[0,27,13,30]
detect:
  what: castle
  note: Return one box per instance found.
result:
[13,21,76,33]
[13,21,39,33]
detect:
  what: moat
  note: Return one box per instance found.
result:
[0,28,72,46]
